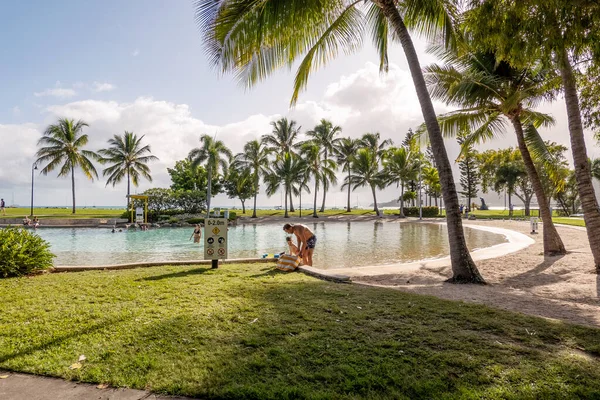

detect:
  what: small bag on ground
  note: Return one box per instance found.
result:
[276,254,301,272]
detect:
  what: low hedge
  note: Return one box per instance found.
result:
[398,206,440,218]
[0,227,55,278]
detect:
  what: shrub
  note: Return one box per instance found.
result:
[186,218,205,225]
[401,206,440,218]
[168,217,179,223]
[0,227,55,278]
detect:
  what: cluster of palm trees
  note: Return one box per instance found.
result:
[35,118,157,213]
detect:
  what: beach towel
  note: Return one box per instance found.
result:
[276,254,301,272]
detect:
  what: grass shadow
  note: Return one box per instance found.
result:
[140,267,212,281]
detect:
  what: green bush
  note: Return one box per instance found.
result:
[186,218,205,225]
[401,206,440,218]
[168,217,179,223]
[0,227,55,278]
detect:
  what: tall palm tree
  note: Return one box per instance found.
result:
[262,117,301,212]
[382,147,418,217]
[305,119,342,212]
[264,153,306,218]
[196,0,486,283]
[301,143,338,218]
[345,148,385,217]
[425,50,566,256]
[98,131,158,207]
[335,137,360,212]
[494,163,526,217]
[189,134,233,217]
[35,118,99,214]
[360,132,393,161]
[422,166,441,207]
[234,140,271,218]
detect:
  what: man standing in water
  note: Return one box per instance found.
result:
[283,223,316,266]
[0,198,5,215]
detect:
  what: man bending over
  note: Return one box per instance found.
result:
[283,223,317,266]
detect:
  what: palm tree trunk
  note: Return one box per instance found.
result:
[252,174,258,218]
[206,167,212,218]
[371,184,380,217]
[400,182,405,217]
[511,118,565,255]
[508,191,513,217]
[127,169,131,209]
[559,49,600,271]
[284,186,289,218]
[320,180,327,213]
[346,169,352,212]
[378,0,484,283]
[313,179,319,218]
[71,165,76,214]
[289,190,295,212]
[241,199,246,214]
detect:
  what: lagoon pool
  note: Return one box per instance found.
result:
[35,221,507,269]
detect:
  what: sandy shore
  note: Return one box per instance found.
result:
[351,220,600,329]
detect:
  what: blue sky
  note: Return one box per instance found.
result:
[0,1,598,208]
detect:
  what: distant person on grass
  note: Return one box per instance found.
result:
[0,198,5,215]
[283,223,316,266]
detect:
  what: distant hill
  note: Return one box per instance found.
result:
[370,199,401,207]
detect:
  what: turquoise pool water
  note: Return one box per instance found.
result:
[35,221,507,269]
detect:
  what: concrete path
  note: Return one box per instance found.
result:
[0,370,195,400]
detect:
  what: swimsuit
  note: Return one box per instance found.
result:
[306,235,317,249]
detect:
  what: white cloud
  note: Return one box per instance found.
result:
[131,49,140,57]
[11,106,21,116]
[34,87,77,98]
[92,82,116,92]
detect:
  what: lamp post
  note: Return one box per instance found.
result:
[30,163,38,217]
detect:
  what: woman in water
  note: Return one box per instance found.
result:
[190,224,202,244]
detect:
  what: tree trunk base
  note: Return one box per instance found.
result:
[313,215,319,218]
[445,276,487,284]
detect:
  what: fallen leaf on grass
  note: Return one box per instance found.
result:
[69,363,82,370]
[0,375,9,379]
[78,355,86,362]
[249,318,258,324]
[97,383,109,389]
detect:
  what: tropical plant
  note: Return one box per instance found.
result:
[382,147,418,217]
[195,0,486,283]
[301,142,338,218]
[464,0,600,269]
[35,118,99,214]
[360,132,393,161]
[494,163,526,217]
[234,140,271,218]
[335,137,360,212]
[425,49,566,255]
[168,157,211,192]
[345,148,385,217]
[0,227,55,278]
[422,165,441,207]
[98,131,158,207]
[457,135,480,214]
[189,134,232,217]
[223,166,254,214]
[305,119,342,212]
[264,153,306,218]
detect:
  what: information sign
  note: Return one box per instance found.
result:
[204,218,228,260]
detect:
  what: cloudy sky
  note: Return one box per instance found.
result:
[1,1,598,209]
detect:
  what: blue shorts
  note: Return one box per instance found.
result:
[306,235,317,249]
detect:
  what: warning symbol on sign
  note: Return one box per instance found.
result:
[212,227,220,235]
[218,248,225,256]
[207,248,214,256]
[207,237,214,244]
[218,237,225,244]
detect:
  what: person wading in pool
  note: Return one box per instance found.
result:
[283,223,316,266]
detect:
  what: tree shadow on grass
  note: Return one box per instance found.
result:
[140,267,213,281]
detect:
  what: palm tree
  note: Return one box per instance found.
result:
[189,134,233,217]
[494,163,526,217]
[264,153,306,218]
[98,131,158,207]
[35,118,99,214]
[335,137,360,212]
[360,132,393,161]
[301,143,338,218]
[196,0,486,283]
[382,147,418,217]
[422,166,441,207]
[305,119,342,212]
[262,117,301,212]
[234,140,271,218]
[425,50,566,256]
[345,148,385,217]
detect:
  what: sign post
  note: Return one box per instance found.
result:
[204,217,228,268]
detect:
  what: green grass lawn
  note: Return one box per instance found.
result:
[1,264,599,399]
[0,207,124,220]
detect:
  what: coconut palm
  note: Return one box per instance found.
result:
[262,117,301,212]
[345,148,385,217]
[360,132,393,161]
[195,0,486,283]
[494,163,526,217]
[382,147,418,217]
[234,140,271,218]
[189,134,233,217]
[264,153,306,218]
[98,131,158,207]
[35,118,99,214]
[423,166,441,207]
[335,137,360,212]
[305,119,342,212]
[301,143,338,218]
[425,50,566,255]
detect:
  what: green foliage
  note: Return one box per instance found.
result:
[185,218,204,225]
[0,227,54,278]
[223,166,255,208]
[402,206,440,217]
[457,133,480,208]
[168,217,179,224]
[167,158,218,193]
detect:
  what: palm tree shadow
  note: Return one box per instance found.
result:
[140,267,212,281]
[248,268,287,278]
[502,255,565,288]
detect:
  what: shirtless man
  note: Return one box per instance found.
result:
[283,223,317,266]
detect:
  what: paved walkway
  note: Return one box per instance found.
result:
[0,370,196,400]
